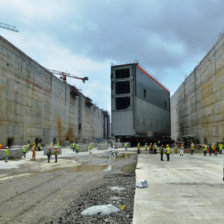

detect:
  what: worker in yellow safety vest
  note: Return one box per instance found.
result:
[23,145,27,158]
[219,143,223,154]
[54,146,58,163]
[5,147,9,162]
[89,143,93,154]
[72,143,76,152]
[160,145,164,161]
[165,144,170,161]
[124,143,128,151]
[137,142,141,154]
[144,143,147,151]
[76,144,79,153]
[190,142,194,155]
[203,144,207,156]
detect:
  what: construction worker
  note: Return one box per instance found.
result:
[203,144,207,156]
[124,143,128,151]
[89,143,93,154]
[0,143,2,149]
[72,143,76,152]
[153,143,157,154]
[160,144,164,161]
[180,144,184,157]
[209,144,214,156]
[76,144,79,153]
[32,144,36,161]
[144,143,147,151]
[190,142,194,155]
[57,142,60,146]
[219,143,223,154]
[27,143,30,151]
[5,147,9,162]
[137,142,141,154]
[23,145,27,158]
[165,144,170,161]
[149,143,153,154]
[54,146,58,163]
[37,142,41,151]
[47,147,51,163]
[214,143,218,156]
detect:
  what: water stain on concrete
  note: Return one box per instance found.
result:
[116,153,132,160]
[68,165,108,172]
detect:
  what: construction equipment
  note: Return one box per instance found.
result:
[0,22,19,32]
[48,69,88,83]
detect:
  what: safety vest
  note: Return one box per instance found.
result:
[144,144,147,149]
[57,142,60,146]
[47,149,51,155]
[89,144,93,149]
[76,145,79,150]
[191,144,194,150]
[5,149,9,156]
[219,144,223,151]
[125,144,127,148]
[23,145,26,152]
[160,147,164,153]
[54,149,58,155]
[73,143,75,147]
[203,145,207,151]
[166,147,170,154]
[137,143,140,149]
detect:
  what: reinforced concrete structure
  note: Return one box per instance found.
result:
[0,35,110,147]
[171,34,224,144]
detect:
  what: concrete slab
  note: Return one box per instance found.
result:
[133,153,224,224]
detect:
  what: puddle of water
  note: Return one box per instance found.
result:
[68,165,108,172]
[115,153,132,159]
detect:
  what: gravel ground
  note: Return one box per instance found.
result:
[46,173,136,224]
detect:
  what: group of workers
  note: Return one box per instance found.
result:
[136,142,171,161]
[72,143,93,154]
[2,141,95,163]
[201,143,223,156]
[135,141,224,160]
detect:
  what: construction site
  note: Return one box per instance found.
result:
[0,23,224,224]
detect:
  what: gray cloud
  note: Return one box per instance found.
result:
[40,0,224,71]
[1,0,224,98]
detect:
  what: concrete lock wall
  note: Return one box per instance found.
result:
[171,34,224,144]
[0,35,110,146]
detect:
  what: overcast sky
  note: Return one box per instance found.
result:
[1,0,224,113]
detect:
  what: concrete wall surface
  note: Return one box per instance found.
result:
[0,35,110,147]
[171,34,224,144]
